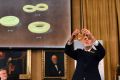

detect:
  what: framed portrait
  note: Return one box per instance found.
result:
[42,50,67,79]
[0,0,71,48]
[0,49,31,79]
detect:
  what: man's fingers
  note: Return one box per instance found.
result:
[81,28,91,35]
[72,29,80,37]
[75,29,80,33]
[81,29,87,35]
[73,29,80,34]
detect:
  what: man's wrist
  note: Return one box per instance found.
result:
[67,40,73,45]
[67,37,74,45]
[93,40,99,46]
[67,41,72,45]
[90,34,96,43]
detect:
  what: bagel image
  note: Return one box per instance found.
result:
[28,21,50,34]
[23,5,36,13]
[0,16,20,27]
[36,3,48,11]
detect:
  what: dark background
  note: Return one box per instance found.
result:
[0,0,71,48]
[0,49,27,79]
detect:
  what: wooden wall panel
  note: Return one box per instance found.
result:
[31,50,43,80]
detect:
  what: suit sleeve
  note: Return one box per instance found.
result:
[64,42,82,60]
[94,42,105,61]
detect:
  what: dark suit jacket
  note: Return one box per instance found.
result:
[65,42,105,80]
[45,63,64,77]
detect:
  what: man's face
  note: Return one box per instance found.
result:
[81,36,93,47]
[51,55,58,64]
[0,70,8,80]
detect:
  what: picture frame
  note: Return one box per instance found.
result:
[0,49,31,79]
[19,50,31,80]
[42,50,67,79]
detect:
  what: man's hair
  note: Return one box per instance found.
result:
[51,54,58,59]
[0,68,7,72]
[52,54,57,57]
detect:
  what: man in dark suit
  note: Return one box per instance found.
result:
[65,28,105,80]
[45,54,64,77]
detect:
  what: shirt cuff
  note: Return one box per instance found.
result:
[67,41,73,45]
[93,40,99,46]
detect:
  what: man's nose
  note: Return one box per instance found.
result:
[84,36,88,40]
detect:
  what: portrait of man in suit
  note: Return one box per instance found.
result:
[45,51,65,77]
